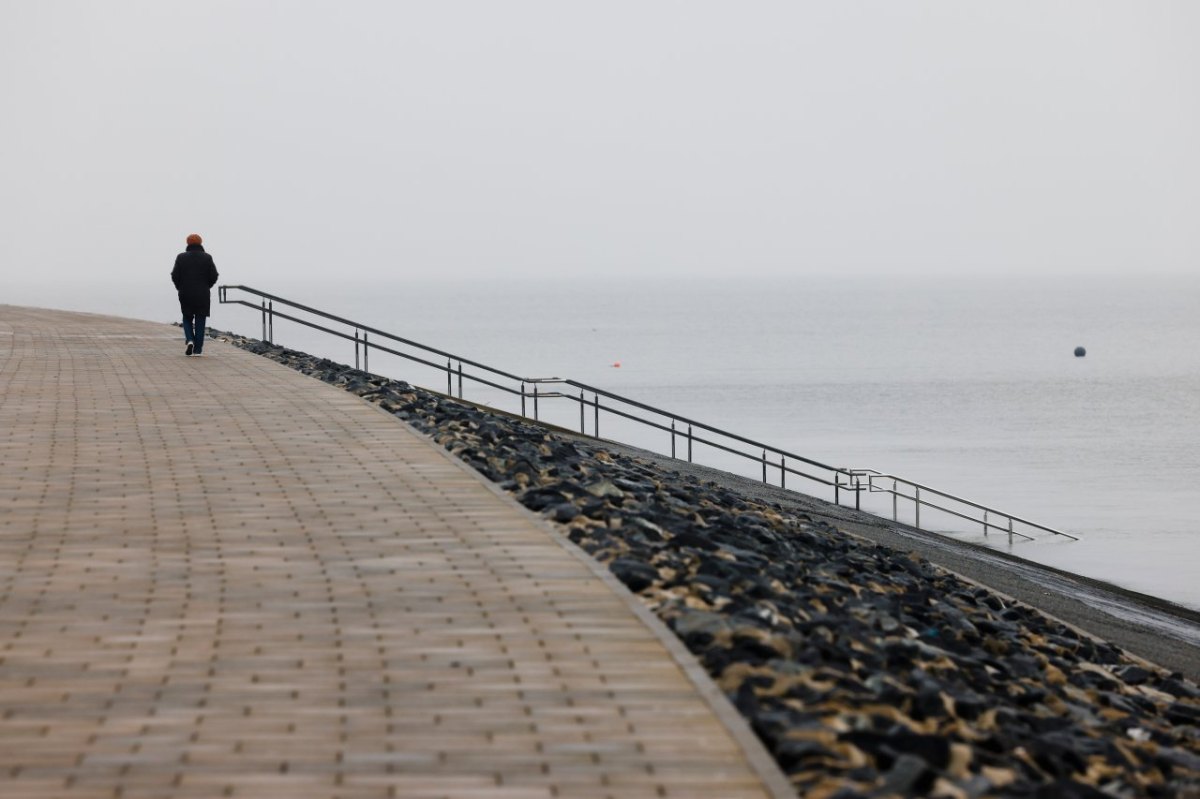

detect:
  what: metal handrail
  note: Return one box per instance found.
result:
[220,287,855,498]
[851,469,1078,540]
[218,284,1079,543]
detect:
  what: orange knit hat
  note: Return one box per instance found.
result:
[186,233,203,245]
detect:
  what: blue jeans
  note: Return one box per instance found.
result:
[182,314,207,353]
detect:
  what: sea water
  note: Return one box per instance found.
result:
[9,274,1199,609]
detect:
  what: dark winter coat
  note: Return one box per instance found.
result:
[171,244,219,317]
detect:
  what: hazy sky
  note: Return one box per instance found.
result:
[2,1,1197,287]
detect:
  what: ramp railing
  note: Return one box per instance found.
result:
[218,284,1079,542]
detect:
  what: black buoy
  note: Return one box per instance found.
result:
[1074,346,1087,357]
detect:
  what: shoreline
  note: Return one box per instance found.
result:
[352,368,1200,667]
[598,440,1200,679]
[217,330,1200,797]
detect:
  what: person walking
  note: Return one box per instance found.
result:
[171,233,219,356]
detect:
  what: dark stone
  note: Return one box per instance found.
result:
[980,593,1005,612]
[952,689,988,721]
[1165,700,1200,727]
[1071,669,1120,692]
[748,709,796,742]
[549,502,580,523]
[1113,664,1153,685]
[882,753,935,795]
[827,789,867,799]
[730,630,786,661]
[1034,780,1108,799]
[702,647,737,675]
[1093,642,1125,665]
[608,559,658,593]
[913,680,947,720]
[1100,691,1140,715]
[1004,655,1044,680]
[611,476,654,493]
[690,573,731,594]
[1029,733,1087,778]
[773,739,830,771]
[733,680,758,717]
[580,499,609,519]
[1157,745,1200,774]
[977,619,1020,647]
[521,489,567,511]
[1052,732,1114,761]
[672,610,729,643]
[696,558,741,582]
[1011,684,1049,707]
[841,729,952,771]
[670,530,717,551]
[510,458,541,480]
[1160,676,1200,699]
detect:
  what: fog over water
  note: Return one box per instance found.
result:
[13,273,1197,609]
[241,274,1200,610]
[4,6,1199,605]
[2,2,1198,285]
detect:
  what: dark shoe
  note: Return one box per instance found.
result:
[185,342,194,356]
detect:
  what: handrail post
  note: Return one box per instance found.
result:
[580,391,585,433]
[261,300,267,341]
[984,509,989,536]
[855,475,861,510]
[521,382,526,417]
[533,384,539,420]
[268,301,274,343]
[671,420,676,459]
[354,328,360,370]
[915,486,921,530]
[594,393,600,438]
[761,450,767,483]
[687,425,692,462]
[446,359,452,395]
[893,479,898,521]
[363,332,369,374]
[834,474,840,505]
[1008,517,1014,544]
[457,360,463,398]
[780,456,786,489]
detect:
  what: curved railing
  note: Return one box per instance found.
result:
[218,284,1079,542]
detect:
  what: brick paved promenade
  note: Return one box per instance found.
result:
[0,307,791,799]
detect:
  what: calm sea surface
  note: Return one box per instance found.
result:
[11,274,1200,609]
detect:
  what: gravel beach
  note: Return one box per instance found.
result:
[219,332,1200,798]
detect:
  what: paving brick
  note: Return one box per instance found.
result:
[0,307,785,798]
